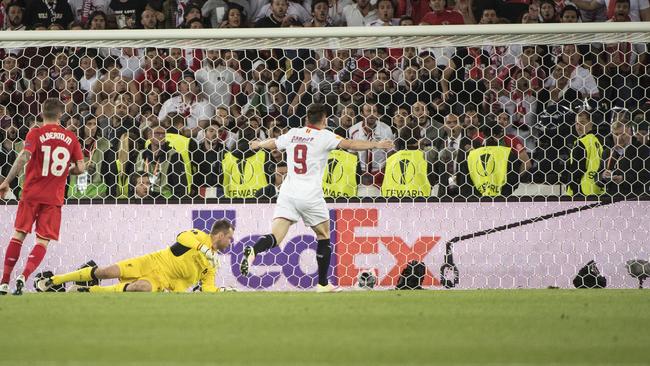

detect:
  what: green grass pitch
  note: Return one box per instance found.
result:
[0,290,648,366]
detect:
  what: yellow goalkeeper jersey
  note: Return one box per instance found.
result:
[147,229,219,292]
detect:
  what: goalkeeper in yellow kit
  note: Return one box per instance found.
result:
[35,220,235,293]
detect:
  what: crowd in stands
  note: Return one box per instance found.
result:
[0,0,649,200]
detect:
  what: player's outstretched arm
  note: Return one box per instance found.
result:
[250,138,277,150]
[69,160,86,176]
[338,139,394,151]
[0,150,31,196]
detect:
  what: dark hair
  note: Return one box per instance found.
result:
[376,0,395,8]
[221,3,248,26]
[311,0,328,12]
[561,5,581,19]
[399,15,413,24]
[5,2,23,15]
[307,103,327,125]
[616,0,630,4]
[210,219,235,235]
[86,10,107,29]
[186,17,203,28]
[42,99,64,121]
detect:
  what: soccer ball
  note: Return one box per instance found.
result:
[357,270,377,289]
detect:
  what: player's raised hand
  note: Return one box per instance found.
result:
[249,140,261,150]
[376,140,394,150]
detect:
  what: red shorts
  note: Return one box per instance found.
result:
[14,200,62,241]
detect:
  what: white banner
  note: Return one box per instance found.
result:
[1,201,648,290]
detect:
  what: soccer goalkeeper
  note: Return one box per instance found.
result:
[36,220,234,293]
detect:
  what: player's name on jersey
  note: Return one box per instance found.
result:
[291,136,315,143]
[39,132,73,145]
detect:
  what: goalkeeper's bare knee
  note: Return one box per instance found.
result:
[125,280,152,292]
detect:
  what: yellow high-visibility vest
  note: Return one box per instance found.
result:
[381,150,431,197]
[222,151,268,198]
[322,150,358,198]
[467,146,511,197]
[567,133,604,196]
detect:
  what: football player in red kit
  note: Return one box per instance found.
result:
[0,99,85,295]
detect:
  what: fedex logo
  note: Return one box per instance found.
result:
[192,208,440,289]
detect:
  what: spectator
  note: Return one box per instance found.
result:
[635,121,649,146]
[498,71,538,148]
[77,55,100,95]
[86,10,108,29]
[68,0,109,25]
[496,112,533,172]
[304,0,331,27]
[0,125,19,198]
[348,102,395,185]
[443,46,491,113]
[333,105,357,137]
[186,17,203,28]
[454,0,475,24]
[256,0,311,24]
[559,44,600,99]
[131,172,154,199]
[193,124,225,189]
[135,121,189,199]
[178,4,202,28]
[395,64,429,107]
[140,8,159,29]
[157,71,214,140]
[24,0,74,28]
[212,106,238,150]
[560,4,581,22]
[390,105,410,135]
[195,49,243,109]
[600,120,650,196]
[420,0,464,25]
[216,2,246,28]
[479,7,499,24]
[573,0,649,22]
[343,0,377,26]
[4,2,25,30]
[539,0,559,22]
[430,113,466,196]
[255,0,291,27]
[109,0,147,29]
[368,0,396,26]
[68,114,110,198]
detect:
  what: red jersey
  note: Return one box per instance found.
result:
[420,10,465,25]
[503,134,525,153]
[21,124,83,206]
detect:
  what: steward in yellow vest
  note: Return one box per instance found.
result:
[322,150,358,198]
[381,150,432,197]
[566,111,605,196]
[458,125,521,197]
[222,150,269,198]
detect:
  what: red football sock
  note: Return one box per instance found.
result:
[21,244,47,281]
[1,238,23,284]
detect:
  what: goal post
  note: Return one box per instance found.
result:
[0,23,648,291]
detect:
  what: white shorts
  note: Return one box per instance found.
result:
[273,194,330,227]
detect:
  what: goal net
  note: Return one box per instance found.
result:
[0,24,649,291]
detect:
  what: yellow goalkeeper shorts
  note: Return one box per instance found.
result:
[116,254,168,292]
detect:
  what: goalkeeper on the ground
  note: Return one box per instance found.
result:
[36,220,234,293]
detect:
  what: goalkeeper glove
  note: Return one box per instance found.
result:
[198,246,219,268]
[219,286,237,292]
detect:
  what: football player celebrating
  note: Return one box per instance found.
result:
[0,99,85,296]
[36,220,235,293]
[240,103,393,292]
